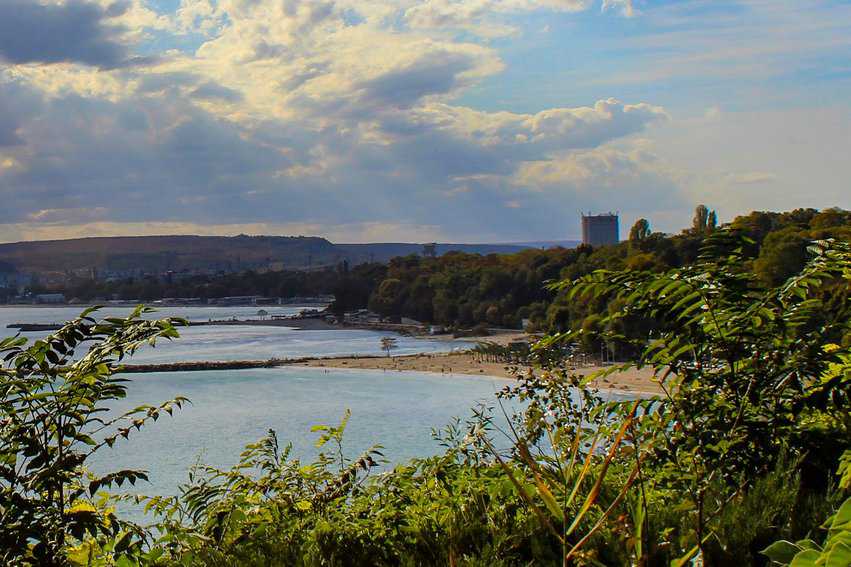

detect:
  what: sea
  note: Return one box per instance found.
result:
[0,305,511,519]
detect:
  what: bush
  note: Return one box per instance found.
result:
[0,306,185,566]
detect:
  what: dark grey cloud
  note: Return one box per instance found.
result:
[0,0,128,67]
[0,80,299,224]
[0,68,677,240]
[278,64,328,92]
[0,80,42,146]
[136,72,202,94]
[357,51,478,108]
[0,108,23,146]
[190,82,244,103]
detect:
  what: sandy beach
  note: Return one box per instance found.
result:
[295,351,663,395]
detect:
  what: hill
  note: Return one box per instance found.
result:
[0,235,337,275]
[0,235,574,278]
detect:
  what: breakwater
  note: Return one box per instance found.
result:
[117,355,385,373]
[6,317,428,335]
[6,317,335,333]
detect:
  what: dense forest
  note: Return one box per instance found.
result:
[15,208,851,343]
[342,207,851,332]
[2,228,849,566]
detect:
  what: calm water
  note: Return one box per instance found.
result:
[88,367,509,504]
[0,305,470,362]
[2,306,498,516]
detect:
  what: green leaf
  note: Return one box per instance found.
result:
[829,499,851,532]
[533,478,564,523]
[789,549,821,567]
[671,543,701,567]
[825,542,851,567]
[762,540,802,564]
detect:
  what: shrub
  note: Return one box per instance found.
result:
[0,307,185,566]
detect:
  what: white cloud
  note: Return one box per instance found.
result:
[0,0,669,242]
[2,0,845,242]
[404,0,592,34]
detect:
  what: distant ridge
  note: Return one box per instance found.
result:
[497,240,582,249]
[0,235,578,277]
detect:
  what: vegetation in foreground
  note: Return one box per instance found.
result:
[1,230,850,566]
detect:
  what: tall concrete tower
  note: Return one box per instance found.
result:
[581,213,619,246]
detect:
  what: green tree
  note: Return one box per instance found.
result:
[548,234,851,563]
[0,307,186,565]
[752,227,808,286]
[629,218,652,242]
[692,204,718,235]
[380,336,398,357]
[369,278,404,318]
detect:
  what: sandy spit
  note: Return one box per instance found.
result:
[294,351,664,395]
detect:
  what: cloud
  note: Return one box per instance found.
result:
[601,0,635,17]
[0,67,667,242]
[0,0,673,242]
[512,141,687,211]
[0,0,130,68]
[190,82,244,103]
[0,79,43,147]
[399,99,667,156]
[3,0,844,243]
[403,0,593,33]
[725,171,776,185]
[27,207,109,223]
[357,50,482,109]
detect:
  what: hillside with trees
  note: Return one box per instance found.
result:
[3,229,849,566]
[352,207,851,336]
[17,208,848,344]
[0,235,537,281]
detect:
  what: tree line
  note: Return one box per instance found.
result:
[21,207,850,343]
[3,230,849,565]
[336,206,851,335]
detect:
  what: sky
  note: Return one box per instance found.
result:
[0,0,849,243]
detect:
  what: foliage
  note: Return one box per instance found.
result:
[628,218,652,243]
[692,204,718,235]
[0,306,186,566]
[43,208,851,343]
[123,229,849,564]
[380,336,398,357]
[2,217,850,566]
[360,207,850,336]
[541,233,851,562]
[762,497,851,567]
[58,262,387,306]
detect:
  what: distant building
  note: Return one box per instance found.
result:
[581,213,619,246]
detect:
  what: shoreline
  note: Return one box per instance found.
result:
[293,352,662,395]
[119,351,662,395]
